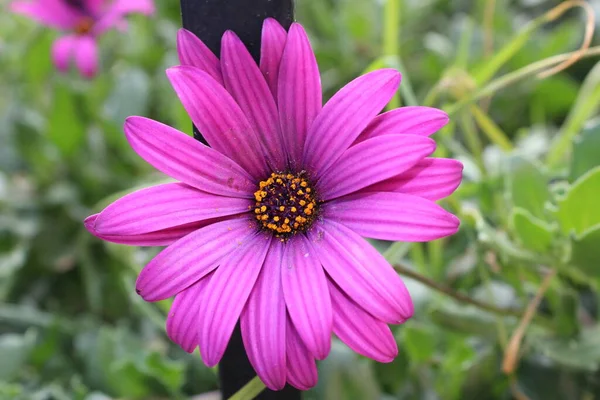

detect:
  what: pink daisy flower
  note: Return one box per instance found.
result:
[10,0,155,78]
[85,19,462,390]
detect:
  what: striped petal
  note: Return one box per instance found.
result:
[303,69,400,177]
[241,240,286,390]
[325,192,460,242]
[307,219,413,324]
[198,235,272,367]
[286,317,318,390]
[317,134,435,201]
[124,116,255,198]
[260,18,288,99]
[135,217,257,301]
[177,29,223,84]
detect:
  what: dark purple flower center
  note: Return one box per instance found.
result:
[253,172,318,237]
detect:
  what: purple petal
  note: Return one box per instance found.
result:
[355,106,449,143]
[286,317,318,390]
[124,116,255,198]
[11,0,82,29]
[307,219,413,324]
[166,273,212,353]
[259,18,287,99]
[282,236,332,360]
[93,0,154,34]
[241,240,286,390]
[325,192,460,242]
[84,214,206,246]
[74,36,98,79]
[221,31,286,171]
[135,217,257,301]
[303,69,401,176]
[363,158,463,200]
[278,23,322,169]
[51,35,77,73]
[166,66,269,179]
[176,29,223,84]
[93,183,251,236]
[317,134,436,201]
[198,235,272,367]
[329,281,398,362]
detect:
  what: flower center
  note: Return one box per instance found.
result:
[75,16,95,35]
[253,172,318,237]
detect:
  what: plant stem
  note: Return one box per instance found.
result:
[228,376,266,400]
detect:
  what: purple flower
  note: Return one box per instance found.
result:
[11,0,155,78]
[85,19,462,390]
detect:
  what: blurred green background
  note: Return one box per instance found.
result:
[2,0,600,399]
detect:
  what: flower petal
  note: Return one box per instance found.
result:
[124,116,255,198]
[303,69,400,176]
[363,158,463,200]
[278,23,322,169]
[307,219,413,324]
[93,0,154,34]
[356,106,449,143]
[325,192,460,242]
[286,317,318,390]
[166,66,269,179]
[51,35,77,73]
[11,0,81,29]
[221,31,286,171]
[166,273,212,353]
[282,235,332,360]
[241,240,286,390]
[198,235,272,367]
[259,18,287,99]
[93,183,251,236]
[317,134,436,201]
[84,214,205,246]
[177,29,223,84]
[135,217,257,301]
[328,281,398,362]
[73,36,98,78]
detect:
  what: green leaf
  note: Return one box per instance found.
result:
[510,207,554,252]
[505,156,549,219]
[400,324,436,364]
[530,325,600,371]
[0,330,36,381]
[570,224,600,276]
[570,121,600,182]
[556,166,600,235]
[48,83,86,156]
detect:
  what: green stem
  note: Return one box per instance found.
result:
[228,376,267,400]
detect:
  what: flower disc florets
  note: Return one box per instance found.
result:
[253,172,318,237]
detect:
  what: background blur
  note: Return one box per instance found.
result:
[1,0,600,399]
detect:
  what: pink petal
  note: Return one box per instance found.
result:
[328,281,398,362]
[176,29,223,85]
[286,317,318,390]
[124,116,255,198]
[84,214,205,246]
[166,273,212,353]
[282,236,332,360]
[303,69,401,176]
[11,0,82,29]
[363,158,463,200]
[93,0,154,34]
[307,219,413,324]
[259,18,287,99]
[135,217,257,301]
[51,35,77,73]
[198,235,272,367]
[221,31,286,171]
[278,23,322,169]
[317,134,436,201]
[93,182,251,236]
[74,36,98,79]
[166,66,269,179]
[325,192,460,242]
[241,240,286,390]
[85,0,108,16]
[355,106,449,143]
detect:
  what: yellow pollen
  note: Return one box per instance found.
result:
[279,206,285,211]
[273,216,280,222]
[291,207,297,212]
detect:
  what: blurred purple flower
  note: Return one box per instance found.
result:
[11,0,154,78]
[85,19,462,390]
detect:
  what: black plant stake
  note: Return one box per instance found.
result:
[178,1,301,399]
